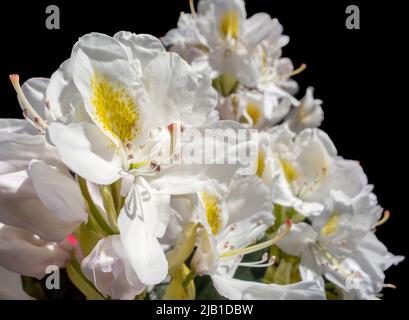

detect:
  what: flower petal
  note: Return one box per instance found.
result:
[211,275,325,300]
[46,59,77,120]
[48,122,122,185]
[226,175,272,225]
[0,170,81,242]
[28,160,87,222]
[0,223,71,279]
[242,13,274,48]
[117,182,171,285]
[0,119,58,175]
[81,235,145,300]
[20,77,49,123]
[0,266,33,300]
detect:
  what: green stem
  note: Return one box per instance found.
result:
[78,177,115,236]
[100,185,120,233]
[110,180,122,213]
[273,204,285,230]
[182,270,196,289]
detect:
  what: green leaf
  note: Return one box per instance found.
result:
[195,275,225,300]
[78,223,102,257]
[21,276,47,300]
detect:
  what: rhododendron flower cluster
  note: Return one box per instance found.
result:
[0,0,403,300]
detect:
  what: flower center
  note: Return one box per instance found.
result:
[91,74,140,146]
[320,213,340,237]
[219,10,240,40]
[279,158,298,182]
[246,102,262,126]
[201,192,222,236]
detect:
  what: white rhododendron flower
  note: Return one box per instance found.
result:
[177,176,325,299]
[163,0,302,131]
[277,189,404,299]
[285,87,324,133]
[257,125,368,216]
[0,0,403,301]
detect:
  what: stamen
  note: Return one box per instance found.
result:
[150,160,161,173]
[286,63,307,78]
[228,253,276,268]
[189,0,196,17]
[220,219,292,259]
[9,74,47,130]
[383,283,396,289]
[372,210,390,229]
[314,243,352,278]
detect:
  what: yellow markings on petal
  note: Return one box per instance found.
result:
[256,150,265,178]
[201,192,222,236]
[246,102,262,126]
[279,158,298,182]
[90,74,140,146]
[220,10,240,40]
[321,214,340,237]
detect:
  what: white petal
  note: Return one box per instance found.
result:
[71,32,128,62]
[211,275,325,300]
[20,78,49,122]
[0,120,59,175]
[0,118,36,135]
[117,182,171,285]
[191,229,219,275]
[226,175,272,225]
[114,32,165,67]
[0,266,33,300]
[277,222,317,256]
[143,51,217,127]
[0,223,71,279]
[48,122,122,185]
[242,13,274,48]
[46,59,77,120]
[149,121,254,194]
[81,236,145,300]
[28,160,87,222]
[0,170,82,242]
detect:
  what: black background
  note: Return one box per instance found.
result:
[0,0,407,301]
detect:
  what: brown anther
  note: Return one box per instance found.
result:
[128,154,134,160]
[150,161,161,172]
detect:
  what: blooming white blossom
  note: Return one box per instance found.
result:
[164,176,325,299]
[0,0,403,301]
[257,125,368,216]
[163,0,305,131]
[277,189,404,299]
